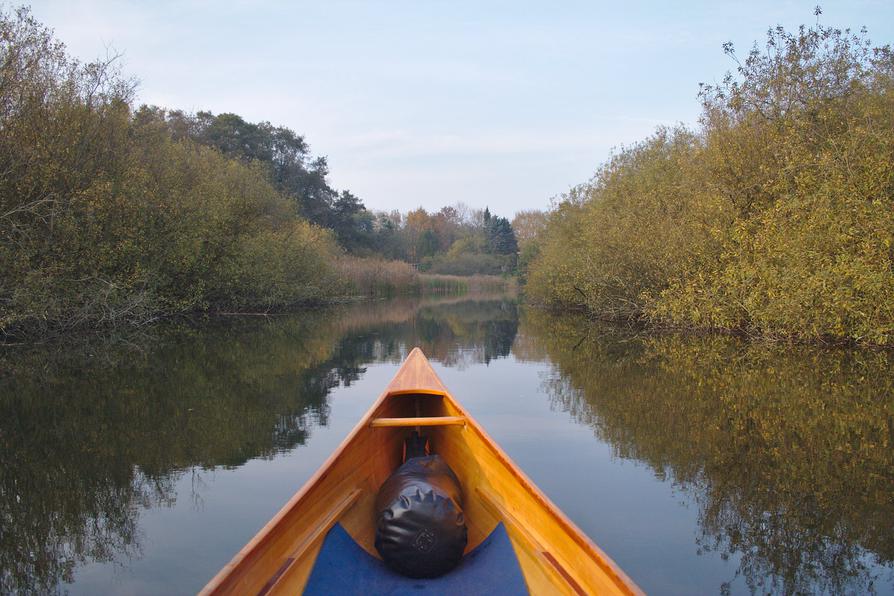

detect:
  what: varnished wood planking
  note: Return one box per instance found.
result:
[200,347,642,596]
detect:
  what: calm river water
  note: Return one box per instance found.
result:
[2,295,892,595]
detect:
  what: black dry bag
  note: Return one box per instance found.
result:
[374,434,468,578]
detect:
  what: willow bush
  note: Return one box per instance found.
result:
[529,129,730,318]
[0,8,342,335]
[527,22,894,345]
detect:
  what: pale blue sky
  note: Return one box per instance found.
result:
[26,1,894,215]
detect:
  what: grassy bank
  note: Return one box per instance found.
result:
[526,23,894,346]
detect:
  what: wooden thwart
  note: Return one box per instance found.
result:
[369,416,466,427]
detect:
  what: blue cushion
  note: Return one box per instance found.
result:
[304,522,528,595]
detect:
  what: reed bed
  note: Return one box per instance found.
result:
[337,257,421,297]
[338,257,514,298]
[420,274,513,295]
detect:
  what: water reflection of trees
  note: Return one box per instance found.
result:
[392,298,518,367]
[0,296,518,593]
[521,309,894,594]
[1,314,338,593]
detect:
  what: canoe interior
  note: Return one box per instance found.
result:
[201,349,641,596]
[302,522,528,594]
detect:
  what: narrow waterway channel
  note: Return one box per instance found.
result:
[2,295,892,595]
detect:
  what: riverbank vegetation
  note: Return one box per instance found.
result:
[0,8,346,335]
[0,8,517,338]
[526,20,894,346]
[511,209,547,285]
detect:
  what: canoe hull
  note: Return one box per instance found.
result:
[201,348,641,596]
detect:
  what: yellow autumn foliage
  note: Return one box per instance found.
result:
[527,22,894,345]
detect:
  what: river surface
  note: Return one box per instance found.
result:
[2,295,892,595]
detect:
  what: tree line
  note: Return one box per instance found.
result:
[369,205,518,275]
[525,18,894,346]
[136,109,520,269]
[0,7,519,336]
[135,107,373,251]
